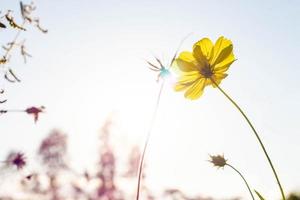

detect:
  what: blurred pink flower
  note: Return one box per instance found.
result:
[6,151,26,170]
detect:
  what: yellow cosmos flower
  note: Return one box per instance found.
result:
[173,36,286,199]
[174,36,235,100]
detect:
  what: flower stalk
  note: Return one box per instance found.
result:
[211,78,286,200]
[136,81,165,200]
[225,163,255,200]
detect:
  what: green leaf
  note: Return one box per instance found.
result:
[255,190,266,200]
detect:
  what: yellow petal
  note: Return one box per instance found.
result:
[193,38,213,60]
[174,82,193,91]
[193,46,208,68]
[177,71,201,84]
[184,78,206,100]
[205,78,213,86]
[213,52,235,73]
[174,71,200,91]
[211,73,228,87]
[211,36,233,66]
[175,51,198,72]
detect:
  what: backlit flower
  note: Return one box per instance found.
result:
[174,36,235,100]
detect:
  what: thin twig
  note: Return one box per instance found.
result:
[226,163,255,200]
[136,80,165,200]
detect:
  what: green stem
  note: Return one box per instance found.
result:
[212,79,286,200]
[226,163,255,200]
[136,81,165,200]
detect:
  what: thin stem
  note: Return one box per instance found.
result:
[211,79,286,200]
[0,109,24,115]
[136,81,165,200]
[2,109,24,112]
[226,163,255,200]
[4,20,26,59]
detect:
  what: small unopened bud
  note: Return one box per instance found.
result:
[209,154,227,168]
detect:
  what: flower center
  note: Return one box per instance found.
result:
[200,64,213,78]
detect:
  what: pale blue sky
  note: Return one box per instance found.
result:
[0,0,300,199]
